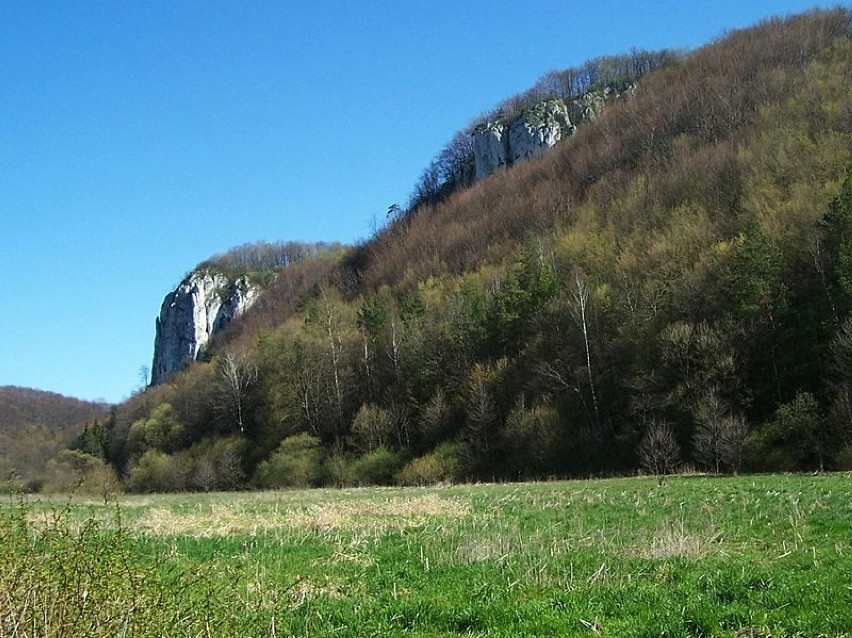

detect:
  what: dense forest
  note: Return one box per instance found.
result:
[8,8,852,493]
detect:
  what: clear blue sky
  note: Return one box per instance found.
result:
[0,1,838,403]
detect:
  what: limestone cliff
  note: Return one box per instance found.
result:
[151,270,259,385]
[471,87,628,180]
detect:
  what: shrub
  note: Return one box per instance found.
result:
[0,495,266,636]
[42,449,121,497]
[501,398,561,478]
[188,437,247,491]
[126,403,186,457]
[348,447,404,486]
[744,392,830,471]
[324,448,351,488]
[253,433,326,488]
[126,450,175,493]
[395,442,463,486]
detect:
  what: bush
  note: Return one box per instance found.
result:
[42,450,121,497]
[348,447,404,486]
[324,449,351,488]
[253,433,326,488]
[395,442,463,486]
[0,496,267,636]
[126,450,176,493]
[126,403,186,457]
[744,392,829,471]
[188,437,247,491]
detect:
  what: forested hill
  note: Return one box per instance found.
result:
[0,386,110,492]
[39,8,852,493]
[0,386,108,434]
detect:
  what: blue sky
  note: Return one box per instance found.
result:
[0,1,839,403]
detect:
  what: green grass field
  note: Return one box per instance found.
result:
[3,474,851,637]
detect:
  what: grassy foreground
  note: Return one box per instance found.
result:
[2,474,851,637]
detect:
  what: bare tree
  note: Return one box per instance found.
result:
[569,268,600,428]
[216,448,245,489]
[463,367,499,455]
[639,419,681,484]
[138,365,150,389]
[692,390,727,474]
[417,388,451,446]
[351,404,393,453]
[721,413,749,474]
[320,288,345,427]
[692,389,749,474]
[218,350,257,433]
[193,457,216,492]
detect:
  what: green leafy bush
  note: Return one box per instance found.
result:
[126,403,185,457]
[348,447,404,486]
[42,449,121,496]
[126,450,176,493]
[396,442,463,486]
[0,495,266,636]
[253,433,326,488]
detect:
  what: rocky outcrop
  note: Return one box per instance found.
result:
[151,271,259,385]
[506,98,574,165]
[471,88,627,180]
[472,99,574,180]
[472,122,509,181]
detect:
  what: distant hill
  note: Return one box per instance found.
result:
[0,386,109,434]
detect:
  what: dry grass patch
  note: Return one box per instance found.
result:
[634,517,724,560]
[451,520,521,564]
[134,493,470,537]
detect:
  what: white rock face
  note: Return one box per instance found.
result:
[151,271,259,385]
[472,122,508,181]
[507,99,573,165]
[569,87,613,123]
[472,100,572,180]
[471,89,626,181]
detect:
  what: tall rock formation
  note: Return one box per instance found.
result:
[151,271,259,385]
[471,88,626,180]
[472,122,509,181]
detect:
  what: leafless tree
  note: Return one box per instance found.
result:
[216,448,245,489]
[569,268,600,428]
[320,290,346,427]
[639,419,681,484]
[417,388,451,446]
[463,371,499,455]
[138,365,150,389]
[218,350,257,433]
[692,389,749,474]
[351,404,393,453]
[193,457,216,492]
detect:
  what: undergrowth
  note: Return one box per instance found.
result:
[0,492,266,637]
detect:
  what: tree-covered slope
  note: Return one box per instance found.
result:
[0,386,110,491]
[80,8,852,492]
[0,386,108,434]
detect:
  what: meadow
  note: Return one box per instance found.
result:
[2,474,851,637]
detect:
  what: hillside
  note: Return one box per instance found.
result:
[46,8,852,492]
[0,386,110,491]
[0,386,108,433]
